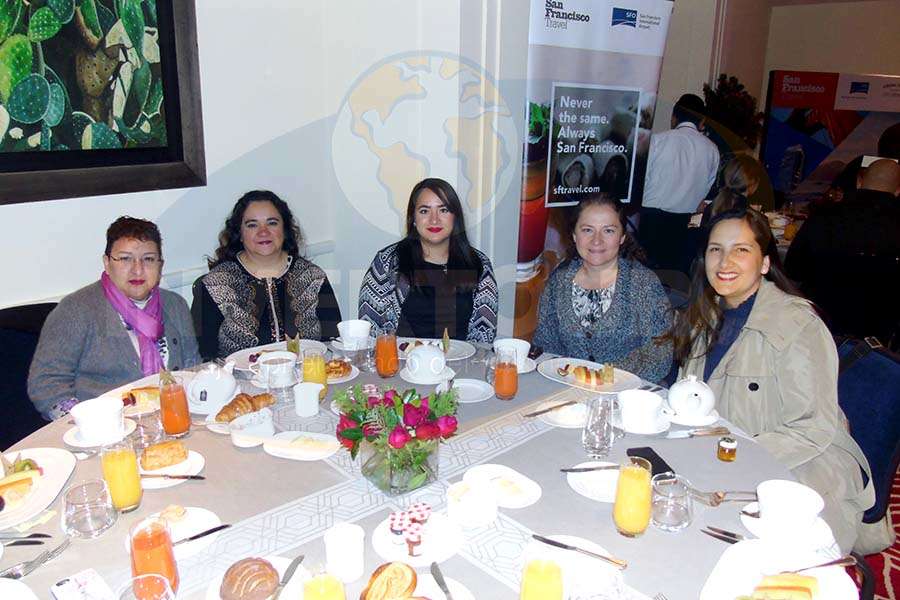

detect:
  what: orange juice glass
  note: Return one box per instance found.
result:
[303,573,345,600]
[101,440,142,512]
[375,332,399,377]
[303,349,328,399]
[613,456,652,537]
[494,348,518,400]
[130,518,178,595]
[520,559,563,600]
[159,375,190,438]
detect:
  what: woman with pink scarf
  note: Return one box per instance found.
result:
[28,218,201,420]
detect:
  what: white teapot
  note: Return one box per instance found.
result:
[667,375,715,417]
[188,361,238,408]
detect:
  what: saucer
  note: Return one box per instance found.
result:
[463,464,541,509]
[249,374,298,389]
[63,419,137,448]
[740,502,837,551]
[372,512,463,568]
[399,366,456,385]
[139,451,205,490]
[668,409,720,427]
[611,413,670,435]
[331,336,374,352]
[415,574,474,600]
[452,379,494,404]
[537,402,587,429]
[518,358,537,374]
[0,580,38,600]
[566,461,619,503]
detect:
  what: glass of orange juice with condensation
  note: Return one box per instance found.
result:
[130,517,178,596]
[520,559,563,600]
[613,456,652,537]
[375,332,399,377]
[303,572,345,600]
[303,349,328,399]
[101,440,142,512]
[494,347,518,400]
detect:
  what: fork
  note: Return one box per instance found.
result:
[654,594,669,600]
[3,536,73,579]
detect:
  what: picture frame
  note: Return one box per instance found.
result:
[0,0,205,205]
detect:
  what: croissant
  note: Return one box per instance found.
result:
[214,393,275,423]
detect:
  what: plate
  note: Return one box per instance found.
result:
[518,358,537,374]
[699,539,856,600]
[262,431,341,461]
[204,555,309,600]
[536,402,587,428]
[325,364,359,385]
[331,336,375,351]
[566,461,619,503]
[740,502,838,552]
[522,534,623,597]
[123,507,222,560]
[667,409,720,427]
[204,411,231,434]
[463,464,542,509]
[0,448,76,531]
[109,372,196,417]
[139,451,205,490]
[227,340,327,372]
[249,374,299,389]
[452,379,494,404]
[537,358,642,393]
[372,512,463,568]
[611,412,670,435]
[398,338,476,361]
[399,366,456,385]
[62,418,137,448]
[415,574,475,600]
[0,580,39,600]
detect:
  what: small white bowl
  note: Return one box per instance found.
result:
[229,408,275,448]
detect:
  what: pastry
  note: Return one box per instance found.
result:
[123,386,159,409]
[219,558,279,600]
[751,574,819,599]
[572,365,614,387]
[215,393,276,423]
[159,504,187,523]
[0,470,40,511]
[140,440,188,471]
[326,359,352,379]
[359,562,417,600]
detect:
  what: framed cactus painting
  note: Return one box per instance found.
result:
[0,0,204,205]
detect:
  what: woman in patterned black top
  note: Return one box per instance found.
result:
[358,178,498,343]
[192,191,341,360]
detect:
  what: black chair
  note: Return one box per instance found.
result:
[0,302,56,450]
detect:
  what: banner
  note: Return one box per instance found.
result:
[514,0,673,338]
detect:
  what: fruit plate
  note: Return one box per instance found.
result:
[227,340,327,373]
[398,338,476,362]
[537,357,641,393]
[0,448,76,531]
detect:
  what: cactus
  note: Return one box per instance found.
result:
[123,59,149,126]
[40,121,51,150]
[1,0,23,45]
[115,0,143,54]
[76,0,102,47]
[28,7,63,43]
[48,0,75,25]
[0,34,32,103]
[116,115,152,144]
[144,76,162,117]
[82,121,121,149]
[0,104,8,142]
[64,110,94,145]
[7,73,50,124]
[96,0,115,36]
[44,82,66,127]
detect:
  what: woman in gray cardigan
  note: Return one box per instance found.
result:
[533,197,673,383]
[28,217,200,420]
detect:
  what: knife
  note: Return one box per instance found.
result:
[173,524,231,546]
[523,400,577,418]
[700,527,742,544]
[0,532,52,540]
[430,561,454,600]
[666,426,730,439]
[560,465,619,473]
[272,554,305,600]
[531,534,627,569]
[140,474,206,480]
[1,539,45,547]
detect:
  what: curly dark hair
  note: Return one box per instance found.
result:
[105,216,162,256]
[207,190,304,268]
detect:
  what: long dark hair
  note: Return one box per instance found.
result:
[207,190,304,268]
[708,154,764,218]
[397,178,482,290]
[668,207,800,363]
[563,195,646,265]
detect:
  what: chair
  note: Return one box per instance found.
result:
[0,303,56,450]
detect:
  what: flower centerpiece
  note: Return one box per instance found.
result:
[334,384,458,495]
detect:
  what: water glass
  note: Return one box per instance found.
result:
[130,411,164,452]
[61,479,117,539]
[582,396,614,458]
[118,574,176,600]
[651,473,693,532]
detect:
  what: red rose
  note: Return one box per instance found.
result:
[402,402,430,427]
[436,415,458,438]
[415,422,441,440]
[388,425,412,449]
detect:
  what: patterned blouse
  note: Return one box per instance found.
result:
[571,281,616,329]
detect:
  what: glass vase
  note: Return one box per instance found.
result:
[360,439,439,496]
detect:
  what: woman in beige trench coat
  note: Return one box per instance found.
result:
[670,208,874,553]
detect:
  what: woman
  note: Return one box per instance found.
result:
[358,178,497,343]
[700,153,765,228]
[193,190,341,360]
[28,217,201,420]
[533,196,672,382]
[671,207,873,553]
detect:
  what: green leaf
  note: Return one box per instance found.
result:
[7,74,50,124]
[122,58,149,126]
[29,8,62,43]
[1,0,23,45]
[0,34,32,103]
[116,0,143,54]
[82,121,121,148]
[78,0,102,39]
[142,0,156,28]
[144,76,162,116]
[48,0,75,24]
[340,427,363,442]
[407,471,427,490]
[43,82,65,127]
[96,0,115,35]
[149,112,166,144]
[40,121,51,150]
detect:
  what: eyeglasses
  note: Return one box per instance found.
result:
[108,255,162,268]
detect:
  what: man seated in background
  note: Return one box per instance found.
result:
[785,159,900,347]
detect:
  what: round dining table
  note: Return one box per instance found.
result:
[4,350,795,600]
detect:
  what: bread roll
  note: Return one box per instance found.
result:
[140,440,188,471]
[219,558,279,600]
[359,562,417,600]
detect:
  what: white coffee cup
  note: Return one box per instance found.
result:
[70,396,125,446]
[406,345,446,380]
[756,479,824,535]
[617,389,668,432]
[493,338,531,371]
[324,523,365,583]
[337,319,372,351]
[293,382,323,418]
[249,351,296,387]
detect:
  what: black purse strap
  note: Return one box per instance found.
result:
[838,339,876,375]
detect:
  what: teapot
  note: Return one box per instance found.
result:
[188,361,238,408]
[666,375,715,417]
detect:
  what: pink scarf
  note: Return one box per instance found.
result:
[101,272,165,376]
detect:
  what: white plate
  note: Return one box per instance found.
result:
[566,461,619,503]
[0,580,39,600]
[399,338,476,361]
[611,412,670,435]
[262,431,341,461]
[372,512,463,568]
[204,411,231,434]
[109,372,197,417]
[62,418,137,448]
[667,409,720,427]
[139,450,205,490]
[700,539,856,600]
[325,364,359,385]
[331,336,375,351]
[0,448,76,531]
[123,507,222,560]
[205,555,309,600]
[518,357,537,374]
[522,534,623,598]
[537,358,642,393]
[740,502,838,552]
[227,340,326,372]
[452,379,494,403]
[463,464,542,509]
[399,366,456,385]
[415,574,475,600]
[537,402,587,429]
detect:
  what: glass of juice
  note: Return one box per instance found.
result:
[130,517,178,594]
[493,347,518,400]
[159,374,190,438]
[519,559,563,600]
[375,332,399,377]
[612,456,652,537]
[117,574,175,600]
[303,571,346,600]
[303,349,328,399]
[101,440,142,512]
